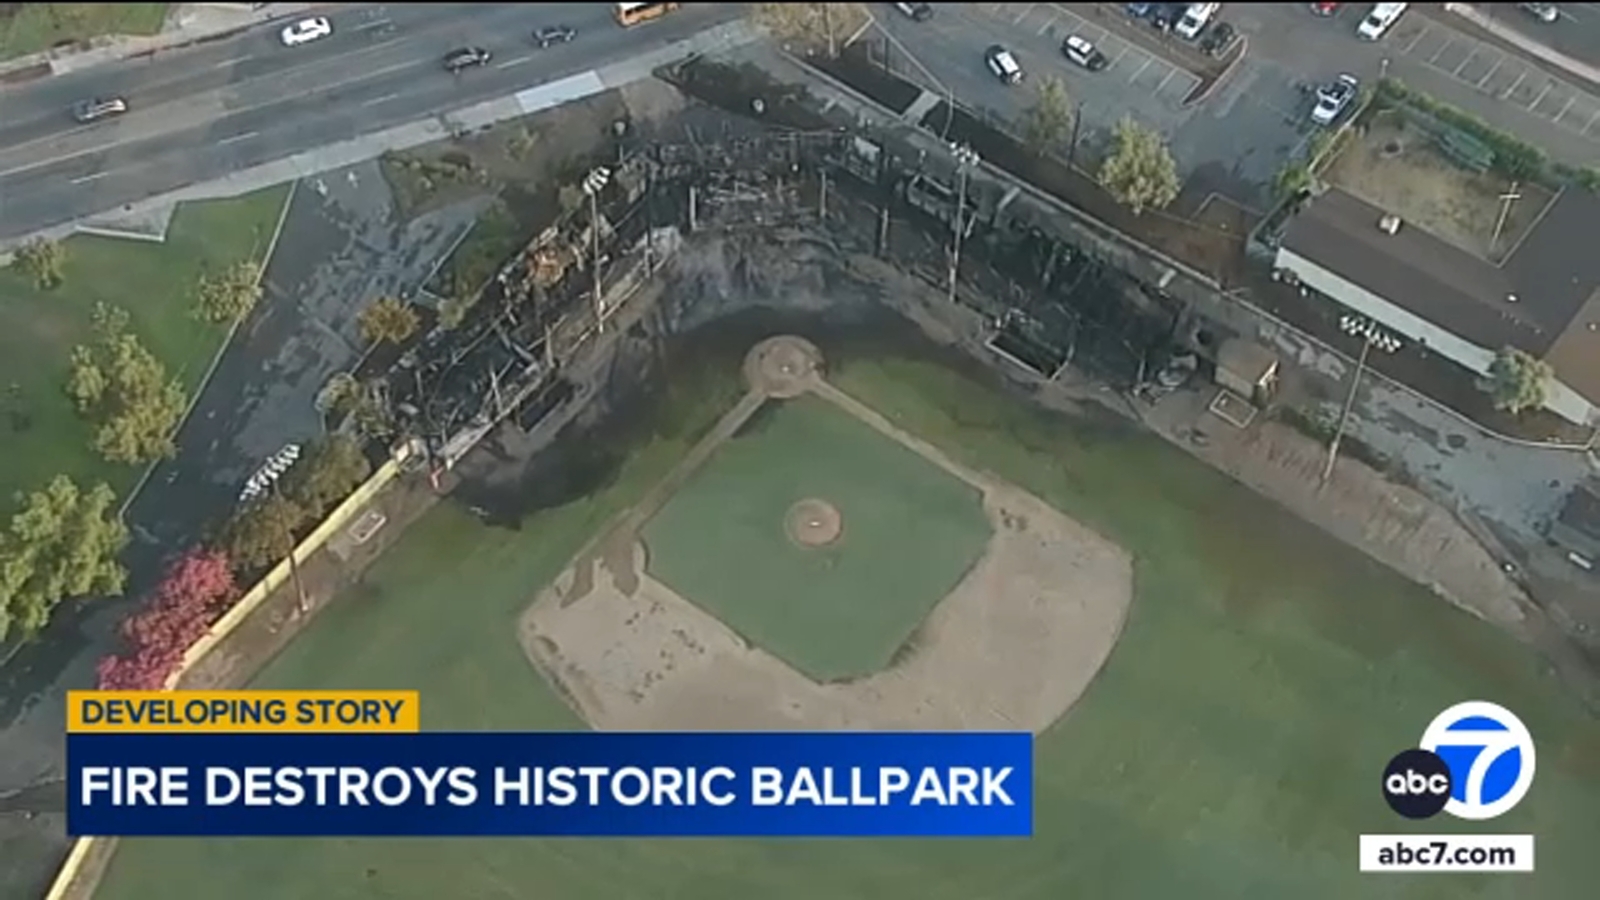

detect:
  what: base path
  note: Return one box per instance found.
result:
[520,336,1134,733]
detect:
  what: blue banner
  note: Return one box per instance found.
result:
[68,732,1032,837]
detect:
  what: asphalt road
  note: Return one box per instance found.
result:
[883,3,1600,211]
[0,2,742,242]
[1481,1,1600,69]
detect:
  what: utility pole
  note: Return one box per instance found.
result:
[1490,182,1522,254]
[582,167,611,334]
[819,168,829,222]
[1066,102,1082,170]
[1322,317,1400,484]
[947,143,980,307]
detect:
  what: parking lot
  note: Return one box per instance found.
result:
[1385,13,1600,143]
[975,3,1202,109]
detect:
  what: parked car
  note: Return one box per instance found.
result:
[1311,73,1359,126]
[984,44,1024,84]
[72,96,128,123]
[894,2,933,21]
[1124,2,1154,17]
[1174,2,1220,40]
[1310,2,1340,15]
[1519,3,1559,23]
[1061,34,1108,71]
[279,16,332,47]
[1149,3,1185,31]
[532,25,576,47]
[443,47,493,72]
[1199,21,1235,57]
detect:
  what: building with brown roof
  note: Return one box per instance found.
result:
[1273,186,1600,425]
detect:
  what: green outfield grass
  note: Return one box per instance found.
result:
[93,338,1600,900]
[0,4,169,60]
[0,186,290,511]
[642,393,990,680]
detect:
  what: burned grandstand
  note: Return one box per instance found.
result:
[354,115,1178,480]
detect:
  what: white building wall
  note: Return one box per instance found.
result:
[1274,247,1598,427]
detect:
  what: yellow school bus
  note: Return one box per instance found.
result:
[615,2,680,27]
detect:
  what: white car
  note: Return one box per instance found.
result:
[280,16,333,47]
[984,44,1023,85]
[1311,74,1358,126]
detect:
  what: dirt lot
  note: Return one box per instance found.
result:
[520,337,1132,733]
[1324,112,1554,263]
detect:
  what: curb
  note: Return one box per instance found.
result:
[1183,34,1248,109]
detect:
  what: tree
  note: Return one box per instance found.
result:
[1097,117,1181,216]
[1023,77,1074,156]
[95,548,237,690]
[358,296,420,346]
[0,476,127,641]
[193,260,264,325]
[222,493,306,573]
[66,305,186,464]
[1479,347,1551,414]
[283,435,371,518]
[752,3,868,56]
[12,237,66,290]
[1272,161,1313,201]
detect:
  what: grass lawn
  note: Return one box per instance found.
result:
[644,393,990,680]
[0,4,168,60]
[0,185,291,510]
[94,338,1600,900]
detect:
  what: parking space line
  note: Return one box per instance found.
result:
[1452,49,1477,77]
[1586,110,1600,135]
[1036,13,1056,35]
[1528,82,1551,111]
[1554,95,1577,123]
[1155,68,1176,94]
[1428,39,1456,65]
[1501,70,1527,99]
[1476,58,1502,87]
[1105,48,1128,71]
[1012,3,1036,25]
[1128,57,1152,83]
[1401,25,1431,55]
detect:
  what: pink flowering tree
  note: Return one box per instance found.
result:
[95,549,238,690]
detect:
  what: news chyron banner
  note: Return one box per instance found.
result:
[67,691,1033,838]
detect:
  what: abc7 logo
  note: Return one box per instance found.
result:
[1382,701,1536,821]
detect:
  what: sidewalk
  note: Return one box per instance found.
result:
[0,3,322,83]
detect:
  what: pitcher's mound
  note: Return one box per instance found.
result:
[786,498,842,548]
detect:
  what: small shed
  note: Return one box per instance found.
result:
[1549,481,1600,567]
[1215,337,1279,404]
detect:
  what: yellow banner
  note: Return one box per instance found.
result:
[67,690,420,733]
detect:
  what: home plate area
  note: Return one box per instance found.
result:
[519,336,1133,733]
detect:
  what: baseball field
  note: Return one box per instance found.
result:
[92,334,1600,899]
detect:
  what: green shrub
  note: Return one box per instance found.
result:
[1374,78,1552,185]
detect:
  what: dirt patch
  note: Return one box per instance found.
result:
[1324,113,1554,263]
[518,339,1133,732]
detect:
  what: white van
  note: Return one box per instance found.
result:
[1357,2,1407,40]
[1174,3,1220,41]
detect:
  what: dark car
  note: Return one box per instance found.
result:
[1125,2,1154,17]
[894,2,933,21]
[1149,3,1185,31]
[443,47,492,72]
[533,25,576,47]
[72,96,128,123]
[1199,21,1235,57]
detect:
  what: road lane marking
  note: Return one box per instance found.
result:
[1476,57,1502,87]
[1401,25,1430,55]
[495,54,535,70]
[1528,81,1551,111]
[219,130,257,145]
[1128,57,1151,84]
[361,92,400,107]
[1452,49,1477,76]
[69,171,108,185]
[1553,95,1576,123]
[1501,69,1527,99]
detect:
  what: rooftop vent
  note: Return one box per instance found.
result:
[1377,214,1402,235]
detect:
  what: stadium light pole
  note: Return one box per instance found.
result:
[947,143,980,307]
[1322,317,1401,484]
[240,444,309,616]
[583,167,612,335]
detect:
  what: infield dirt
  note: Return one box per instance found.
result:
[519,336,1132,732]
